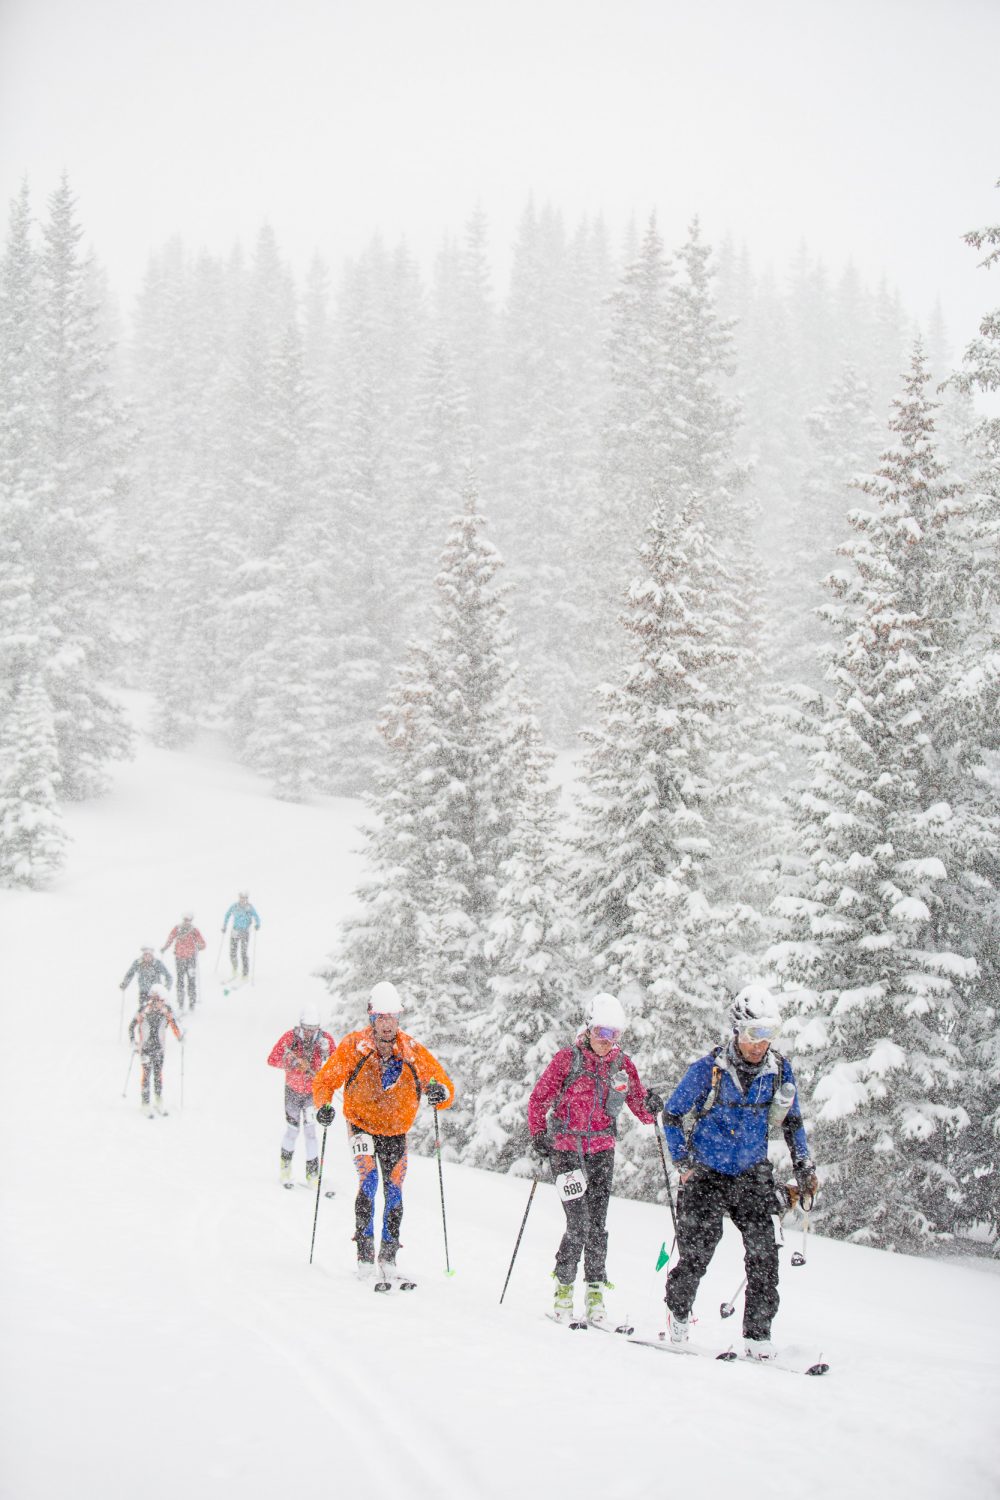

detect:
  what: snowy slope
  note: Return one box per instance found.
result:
[1,699,999,1500]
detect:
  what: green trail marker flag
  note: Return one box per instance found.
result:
[655,1242,670,1271]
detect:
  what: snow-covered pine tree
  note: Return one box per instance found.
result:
[0,669,68,887]
[325,492,539,1151]
[468,713,580,1171]
[18,177,133,798]
[942,188,1000,1251]
[771,344,978,1251]
[573,492,741,1189]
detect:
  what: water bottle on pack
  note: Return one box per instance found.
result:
[768,1079,796,1131]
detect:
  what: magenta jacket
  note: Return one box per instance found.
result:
[528,1036,655,1154]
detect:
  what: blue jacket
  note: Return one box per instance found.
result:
[664,1041,810,1178]
[224,903,260,932]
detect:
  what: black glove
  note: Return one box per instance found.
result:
[794,1158,818,1210]
[316,1104,335,1127]
[529,1133,552,1164]
[425,1081,448,1105]
[643,1088,665,1115]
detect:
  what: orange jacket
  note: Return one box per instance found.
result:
[312,1028,454,1137]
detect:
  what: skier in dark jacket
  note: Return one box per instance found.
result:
[527,992,662,1326]
[662,984,818,1361]
[120,945,173,1007]
[128,984,183,1117]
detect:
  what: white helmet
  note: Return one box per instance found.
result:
[148,984,167,1002]
[587,992,627,1033]
[238,890,249,901]
[300,1002,321,1028]
[730,984,781,1037]
[181,911,194,922]
[369,980,403,1015]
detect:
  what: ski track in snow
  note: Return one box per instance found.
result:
[1,697,999,1500]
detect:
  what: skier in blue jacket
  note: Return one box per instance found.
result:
[662,985,818,1361]
[222,891,260,980]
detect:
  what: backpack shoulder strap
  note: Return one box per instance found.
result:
[551,1045,585,1113]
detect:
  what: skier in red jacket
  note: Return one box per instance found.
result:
[267,1004,336,1188]
[161,912,207,1011]
[527,992,662,1325]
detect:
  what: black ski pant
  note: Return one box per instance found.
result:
[665,1162,780,1340]
[229,928,250,976]
[551,1147,615,1285]
[175,956,198,1008]
[140,1049,164,1105]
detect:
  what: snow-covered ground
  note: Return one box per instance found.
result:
[2,700,999,1500]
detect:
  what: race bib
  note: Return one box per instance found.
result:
[350,1133,374,1159]
[555,1168,588,1203]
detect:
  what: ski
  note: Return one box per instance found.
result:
[374,1279,417,1293]
[588,1318,635,1336]
[629,1332,829,1376]
[283,1182,335,1197]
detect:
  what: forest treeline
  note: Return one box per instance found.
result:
[1,176,997,1253]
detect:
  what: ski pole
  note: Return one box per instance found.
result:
[118,987,126,1043]
[432,1094,453,1275]
[653,1113,680,1244]
[122,1049,136,1099]
[180,1036,185,1110]
[309,1126,329,1265]
[720,1276,746,1319]
[791,1210,810,1267]
[499,1178,538,1305]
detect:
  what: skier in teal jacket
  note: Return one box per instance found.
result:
[222,891,260,979]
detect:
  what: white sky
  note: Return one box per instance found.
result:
[1,0,998,352]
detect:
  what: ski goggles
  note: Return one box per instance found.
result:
[591,1025,622,1041]
[370,1012,400,1023]
[739,1022,778,1042]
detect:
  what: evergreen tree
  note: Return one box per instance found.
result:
[469,714,580,1170]
[0,670,69,887]
[326,494,538,1152]
[771,346,977,1251]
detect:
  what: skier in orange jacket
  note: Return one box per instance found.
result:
[312,981,454,1281]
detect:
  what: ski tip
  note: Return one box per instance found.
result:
[806,1361,830,1376]
[716,1350,739,1362]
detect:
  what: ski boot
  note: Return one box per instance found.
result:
[667,1311,690,1345]
[584,1281,610,1326]
[305,1157,319,1187]
[280,1151,294,1189]
[552,1277,575,1325]
[744,1336,776,1362]
[355,1233,376,1282]
[153,1095,167,1116]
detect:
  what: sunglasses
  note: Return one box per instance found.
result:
[370,1012,399,1023]
[591,1025,621,1041]
[739,1023,777,1041]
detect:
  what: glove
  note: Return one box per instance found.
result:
[643,1088,665,1115]
[425,1081,448,1105]
[529,1133,552,1165]
[672,1160,697,1189]
[316,1104,335,1127]
[794,1159,819,1211]
[120,983,126,991]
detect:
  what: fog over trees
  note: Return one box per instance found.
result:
[2,175,997,1254]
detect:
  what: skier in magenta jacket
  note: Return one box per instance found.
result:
[527,992,663,1325]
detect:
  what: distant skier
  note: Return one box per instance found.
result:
[527,992,662,1326]
[119,945,173,1008]
[128,984,184,1117]
[312,981,454,1282]
[161,912,206,1011]
[662,984,818,1362]
[221,891,260,980]
[267,1004,337,1188]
